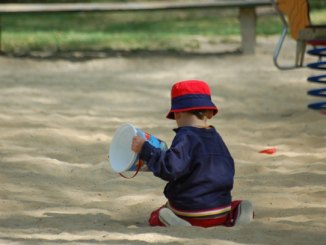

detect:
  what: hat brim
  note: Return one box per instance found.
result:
[166,106,218,119]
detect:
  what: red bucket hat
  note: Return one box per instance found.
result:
[167,80,218,119]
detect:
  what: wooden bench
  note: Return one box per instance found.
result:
[0,0,271,55]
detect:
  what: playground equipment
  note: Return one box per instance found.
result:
[306,48,326,110]
[272,0,326,112]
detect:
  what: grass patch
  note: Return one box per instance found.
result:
[1,8,326,54]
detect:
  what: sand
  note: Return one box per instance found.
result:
[0,37,325,245]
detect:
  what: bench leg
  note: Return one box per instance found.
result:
[0,15,2,53]
[239,7,257,55]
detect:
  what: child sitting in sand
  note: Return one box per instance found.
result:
[131,80,254,227]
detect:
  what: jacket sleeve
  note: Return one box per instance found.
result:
[139,133,192,181]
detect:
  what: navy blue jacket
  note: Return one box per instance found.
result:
[139,126,234,211]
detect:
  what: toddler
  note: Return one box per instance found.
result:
[132,80,254,227]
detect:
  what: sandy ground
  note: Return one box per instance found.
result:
[0,37,325,245]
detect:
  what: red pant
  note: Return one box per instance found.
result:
[149,200,242,228]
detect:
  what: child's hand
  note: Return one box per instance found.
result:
[131,134,146,154]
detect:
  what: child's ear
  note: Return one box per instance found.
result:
[206,111,214,119]
[174,112,181,119]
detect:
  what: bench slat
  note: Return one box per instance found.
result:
[0,1,271,13]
